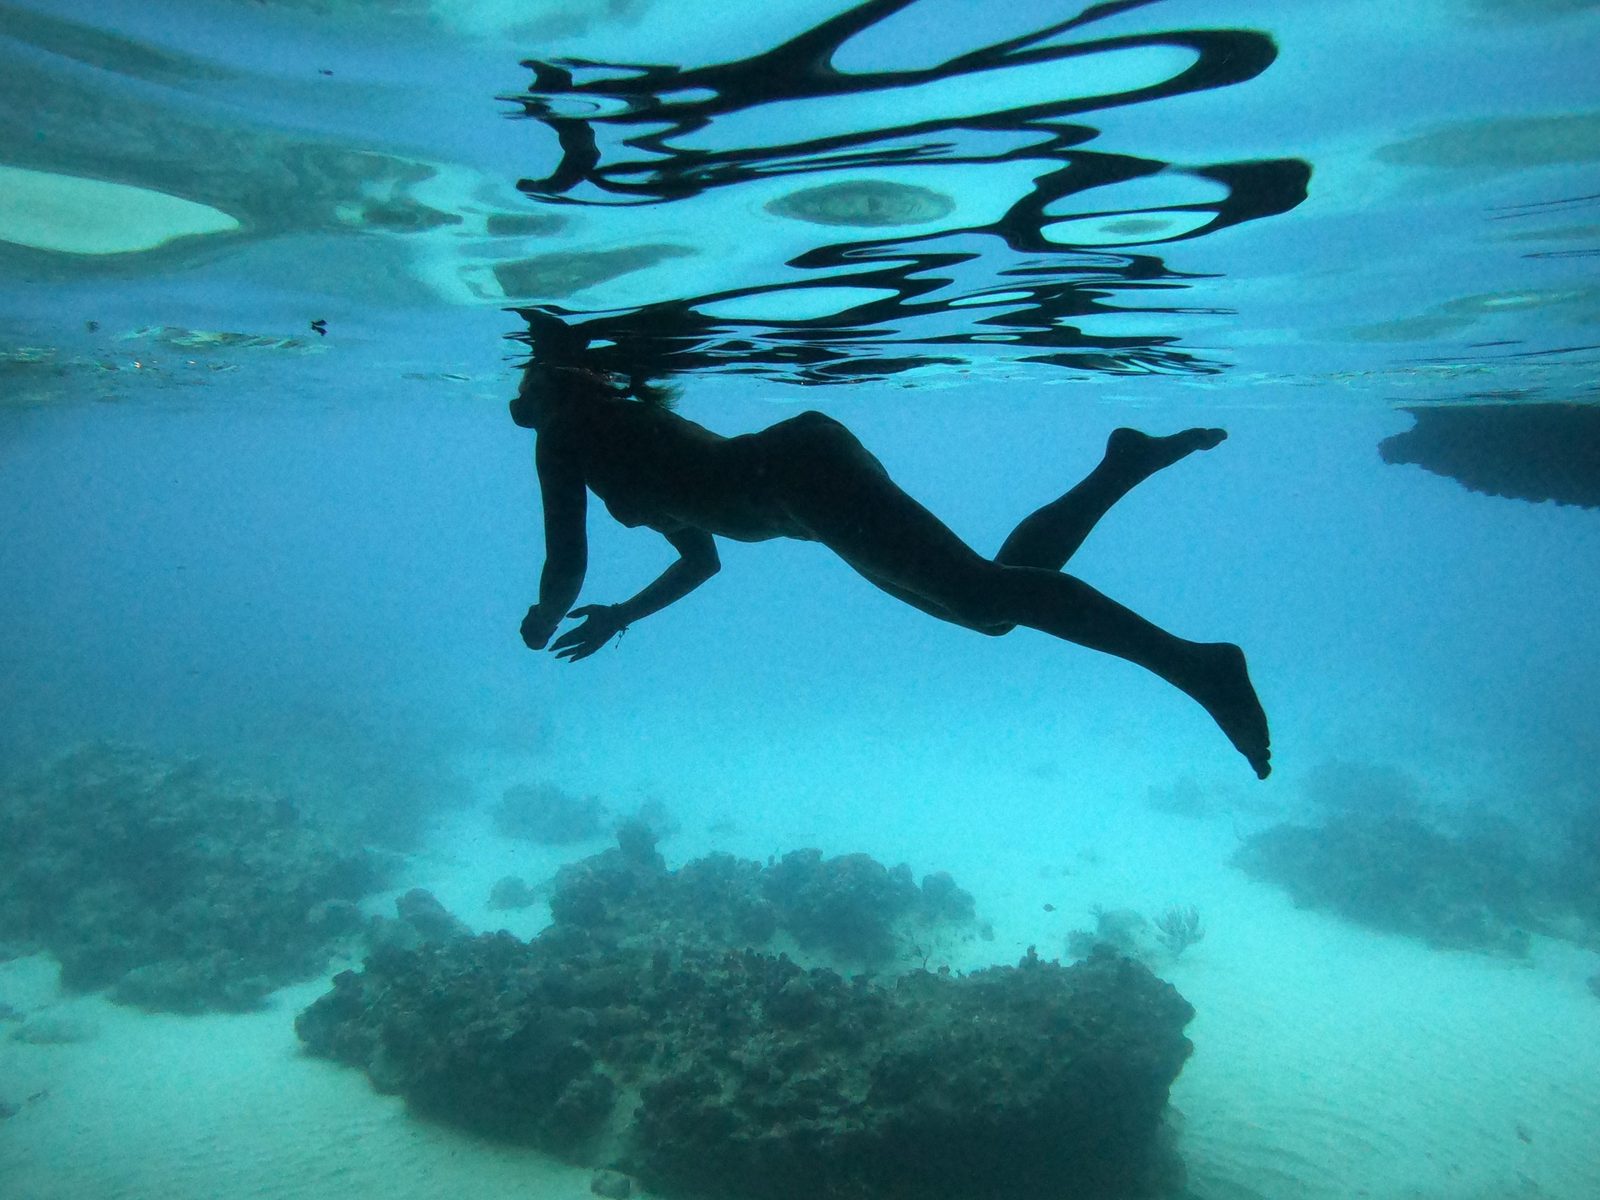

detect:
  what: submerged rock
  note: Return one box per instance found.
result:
[487,875,543,910]
[298,938,1191,1200]
[297,830,1189,1199]
[1232,813,1540,956]
[0,744,388,1013]
[545,838,976,969]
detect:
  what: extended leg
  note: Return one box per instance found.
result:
[767,426,1270,777]
[976,564,1270,779]
[995,427,1226,569]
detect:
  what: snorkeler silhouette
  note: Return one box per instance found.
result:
[513,350,1272,779]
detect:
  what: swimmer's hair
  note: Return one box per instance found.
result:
[627,375,681,409]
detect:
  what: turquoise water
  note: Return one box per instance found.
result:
[2,1,1599,1198]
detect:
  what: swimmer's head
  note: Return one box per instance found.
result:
[511,358,678,426]
[510,360,616,427]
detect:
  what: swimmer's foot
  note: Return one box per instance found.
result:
[1106,427,1227,481]
[1179,641,1272,779]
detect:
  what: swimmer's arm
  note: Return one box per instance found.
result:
[522,433,588,648]
[612,527,721,625]
[549,528,719,662]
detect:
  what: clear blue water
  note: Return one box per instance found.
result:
[2,1,1599,1198]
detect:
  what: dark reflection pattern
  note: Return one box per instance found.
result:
[505,0,1310,383]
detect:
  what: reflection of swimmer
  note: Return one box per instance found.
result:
[512,361,1271,778]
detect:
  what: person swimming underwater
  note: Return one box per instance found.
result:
[512,359,1271,779]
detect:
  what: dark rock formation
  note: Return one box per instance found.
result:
[546,832,976,969]
[297,833,1192,1199]
[493,786,680,848]
[1232,813,1541,956]
[494,782,608,844]
[298,937,1192,1200]
[488,875,543,910]
[1379,403,1600,508]
[363,888,475,957]
[0,744,387,1012]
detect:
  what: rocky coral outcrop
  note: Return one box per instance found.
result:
[0,743,387,1011]
[546,824,976,969]
[298,935,1192,1200]
[1232,813,1539,956]
[297,830,1193,1199]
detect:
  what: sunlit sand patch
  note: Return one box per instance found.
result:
[765,180,955,228]
[0,165,239,254]
[1373,112,1600,170]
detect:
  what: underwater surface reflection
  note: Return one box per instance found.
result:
[2,2,1599,1200]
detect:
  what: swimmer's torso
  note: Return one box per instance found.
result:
[543,397,835,543]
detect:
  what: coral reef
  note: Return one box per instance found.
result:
[298,831,1194,1198]
[1066,907,1146,961]
[1153,906,1205,958]
[1067,905,1204,965]
[494,782,608,844]
[487,875,543,910]
[1232,813,1540,956]
[545,831,977,968]
[0,744,387,1012]
[298,936,1192,1200]
[1550,797,1600,937]
[1235,763,1600,957]
[492,783,680,848]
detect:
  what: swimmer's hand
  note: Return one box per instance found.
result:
[550,604,630,662]
[520,604,562,650]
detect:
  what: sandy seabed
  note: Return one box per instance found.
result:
[3,795,1598,1200]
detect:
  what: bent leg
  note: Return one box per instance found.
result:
[995,427,1227,569]
[766,423,1270,777]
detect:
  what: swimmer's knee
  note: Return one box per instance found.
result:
[976,620,1016,637]
[944,591,1013,635]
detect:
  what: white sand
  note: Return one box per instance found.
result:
[3,793,1598,1200]
[0,165,238,256]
